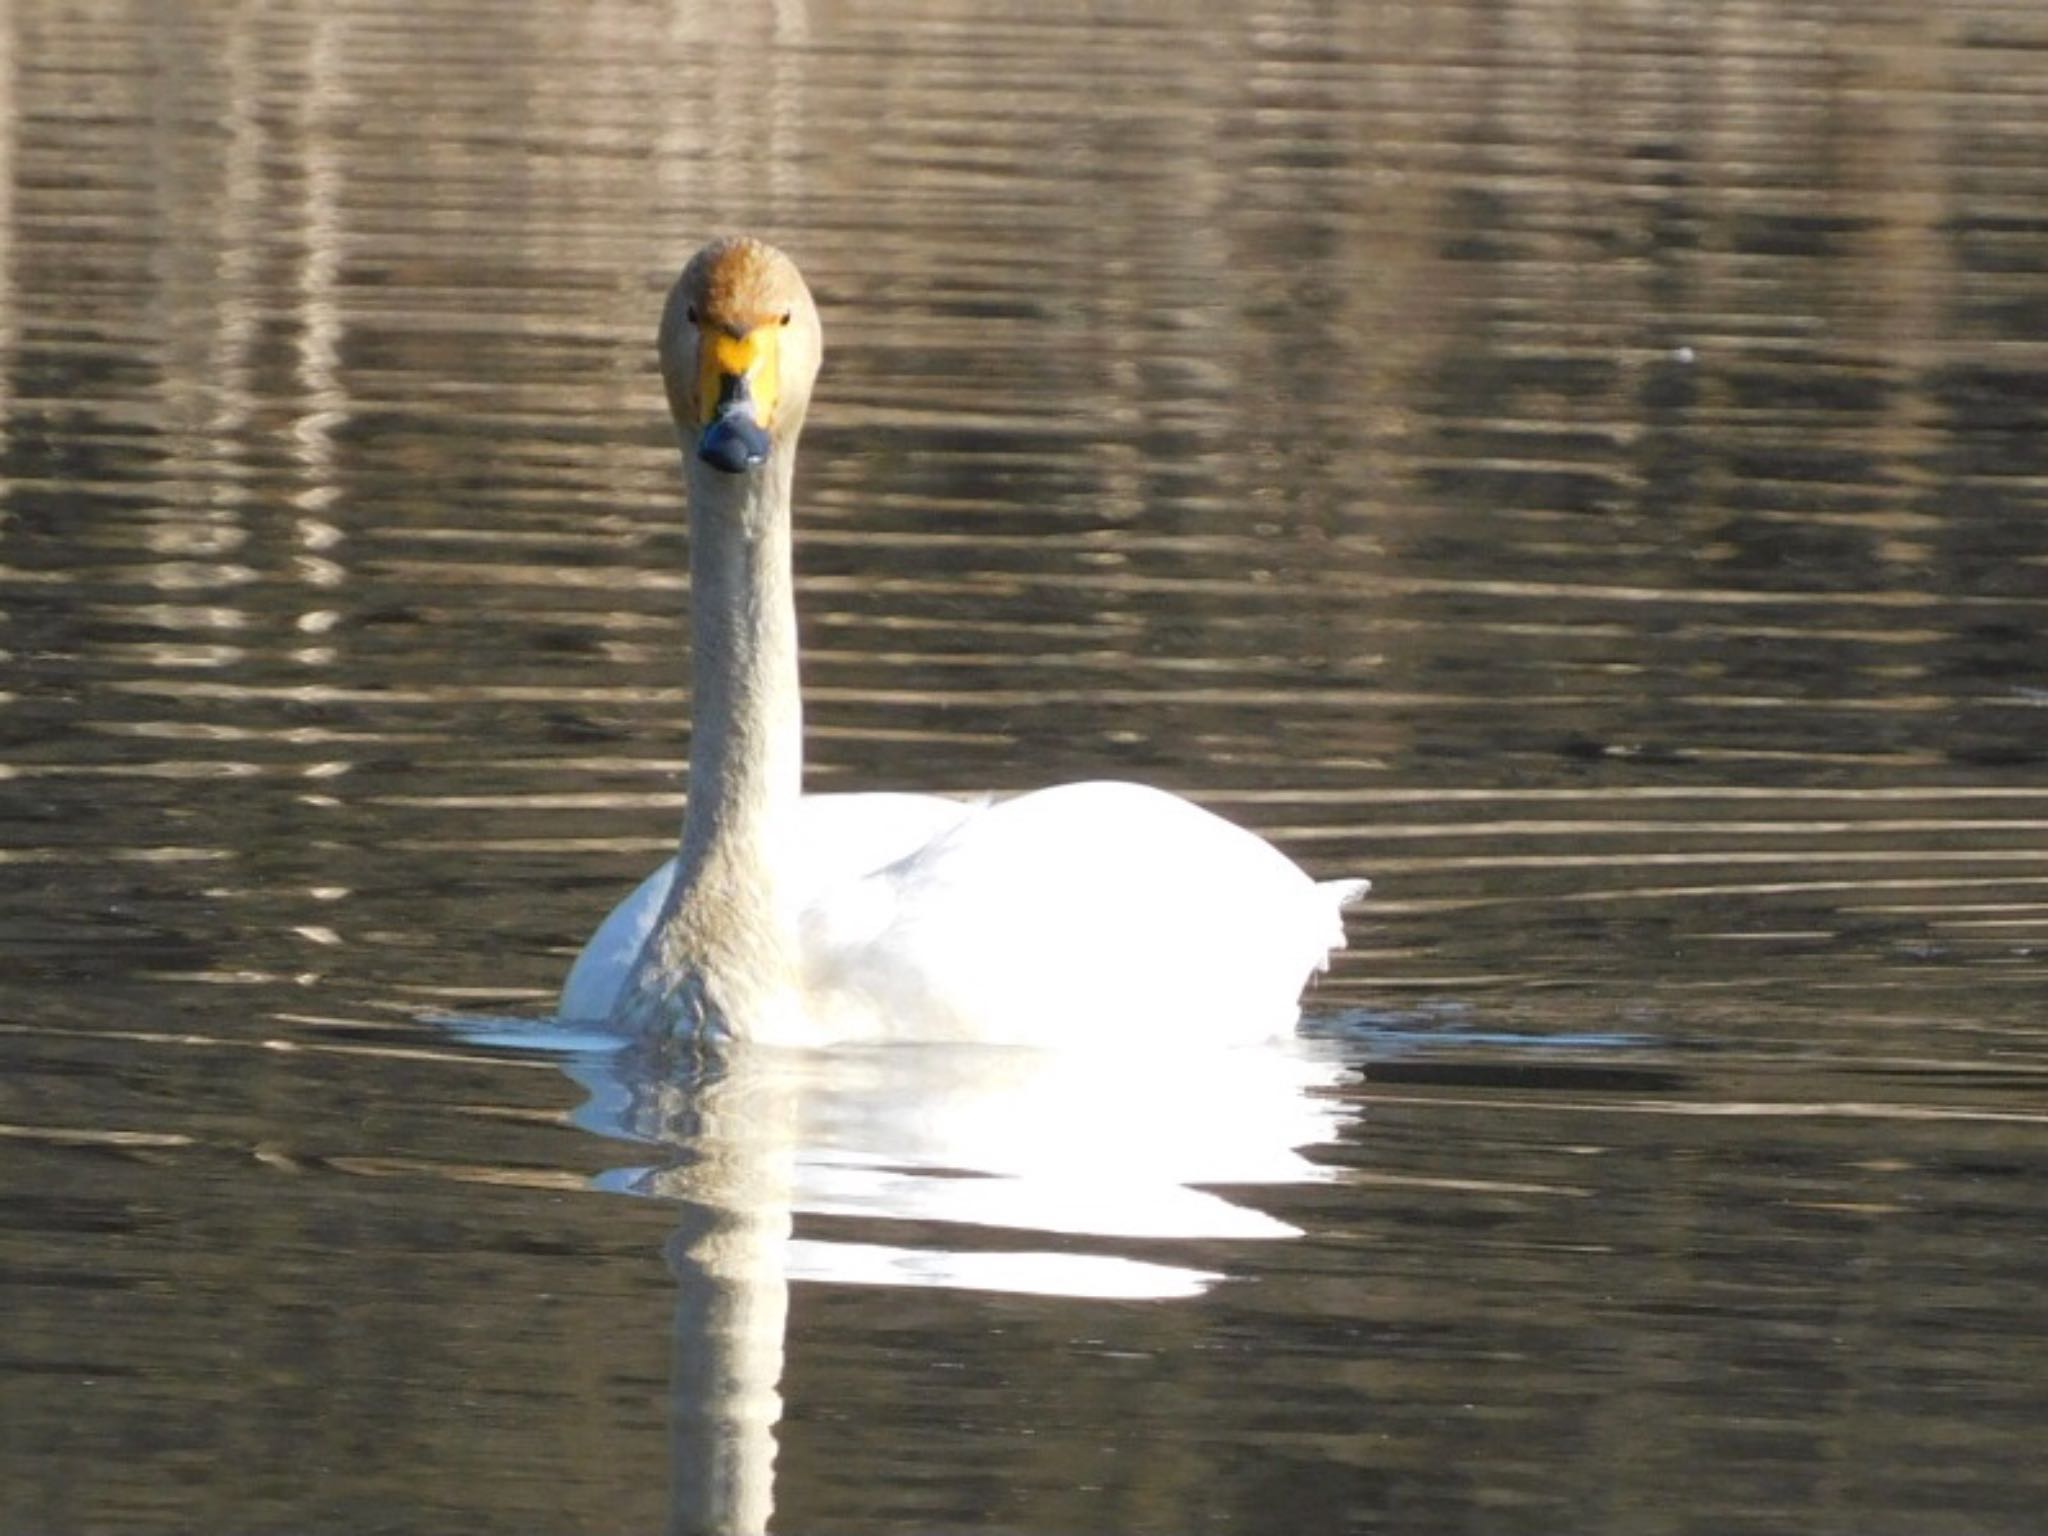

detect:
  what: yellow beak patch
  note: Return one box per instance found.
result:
[697,326,782,429]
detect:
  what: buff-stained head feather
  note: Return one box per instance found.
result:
[659,237,823,455]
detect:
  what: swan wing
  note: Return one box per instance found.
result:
[802,781,1364,1046]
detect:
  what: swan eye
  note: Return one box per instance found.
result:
[779,309,793,327]
[686,304,699,326]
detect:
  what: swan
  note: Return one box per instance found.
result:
[561,236,1368,1047]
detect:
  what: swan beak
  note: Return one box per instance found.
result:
[696,328,780,474]
[698,389,771,474]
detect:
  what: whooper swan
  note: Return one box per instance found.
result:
[561,237,1368,1047]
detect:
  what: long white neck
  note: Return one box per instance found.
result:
[678,446,803,880]
[628,442,805,1039]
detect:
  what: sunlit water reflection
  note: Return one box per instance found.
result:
[442,1018,1355,1532]
[467,1022,1353,1280]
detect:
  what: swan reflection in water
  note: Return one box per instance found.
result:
[460,1021,1355,1535]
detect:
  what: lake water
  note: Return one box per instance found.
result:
[3,2,2046,1532]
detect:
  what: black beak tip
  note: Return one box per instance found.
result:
[697,413,771,474]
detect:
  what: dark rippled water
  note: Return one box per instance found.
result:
[4,3,2047,1533]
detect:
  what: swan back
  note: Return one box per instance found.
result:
[799,782,1362,1046]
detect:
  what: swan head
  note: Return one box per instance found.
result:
[659,237,823,476]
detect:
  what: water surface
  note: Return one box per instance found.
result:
[3,2,2046,1532]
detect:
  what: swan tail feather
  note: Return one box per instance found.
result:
[1321,877,1372,909]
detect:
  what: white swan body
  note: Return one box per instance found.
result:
[563,781,1366,1046]
[562,790,973,1024]
[563,238,1367,1047]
